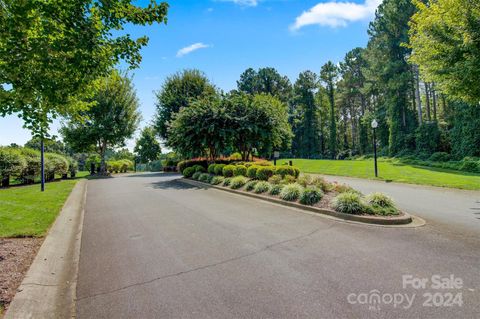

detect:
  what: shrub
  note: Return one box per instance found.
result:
[300,188,324,206]
[198,173,212,183]
[193,165,206,173]
[274,165,295,178]
[297,174,313,187]
[223,177,232,186]
[177,160,208,173]
[19,148,41,183]
[269,184,284,195]
[222,165,235,177]
[332,192,367,215]
[192,171,202,180]
[282,175,297,184]
[254,181,271,194]
[312,176,333,192]
[210,176,224,185]
[245,180,258,191]
[45,153,69,177]
[333,183,361,195]
[256,166,275,181]
[208,164,217,174]
[365,192,399,216]
[268,175,282,185]
[246,165,259,179]
[230,176,248,189]
[229,152,242,160]
[460,160,479,173]
[280,183,303,201]
[429,152,451,162]
[214,164,226,175]
[234,165,247,176]
[183,167,195,177]
[0,147,26,187]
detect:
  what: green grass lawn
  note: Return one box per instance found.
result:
[283,159,480,190]
[0,178,82,238]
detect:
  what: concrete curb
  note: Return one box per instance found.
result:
[5,180,87,319]
[180,178,422,227]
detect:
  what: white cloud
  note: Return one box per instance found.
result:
[220,0,258,7]
[291,0,381,30]
[176,43,211,58]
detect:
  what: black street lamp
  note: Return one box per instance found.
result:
[371,119,379,177]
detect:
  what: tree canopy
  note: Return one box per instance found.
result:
[134,127,162,163]
[61,71,141,172]
[0,0,168,136]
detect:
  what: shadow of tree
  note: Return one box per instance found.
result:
[150,179,208,190]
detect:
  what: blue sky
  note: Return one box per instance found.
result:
[0,0,381,148]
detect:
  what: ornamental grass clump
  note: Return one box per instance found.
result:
[282,175,297,184]
[297,174,313,187]
[254,181,271,194]
[280,183,304,201]
[332,192,367,215]
[365,192,399,216]
[210,176,224,185]
[268,175,282,185]
[192,171,202,180]
[269,184,284,195]
[245,180,258,192]
[223,177,232,186]
[230,176,248,189]
[299,187,324,206]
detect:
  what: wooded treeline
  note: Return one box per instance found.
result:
[155,0,479,161]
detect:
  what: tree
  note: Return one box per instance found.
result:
[24,137,67,155]
[167,96,230,161]
[154,69,217,139]
[226,93,292,161]
[134,127,161,163]
[237,67,292,103]
[320,62,339,159]
[409,0,480,105]
[366,0,418,155]
[61,72,141,173]
[0,0,168,189]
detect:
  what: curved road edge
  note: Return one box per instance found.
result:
[5,179,87,319]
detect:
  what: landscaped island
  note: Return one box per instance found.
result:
[179,160,401,217]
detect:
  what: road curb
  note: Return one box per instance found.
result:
[180,178,422,227]
[5,179,87,319]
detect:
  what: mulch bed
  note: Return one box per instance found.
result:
[0,238,43,313]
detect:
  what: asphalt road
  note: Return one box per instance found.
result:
[77,173,480,318]
[318,175,480,238]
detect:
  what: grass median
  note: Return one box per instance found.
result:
[281,159,480,190]
[0,176,85,238]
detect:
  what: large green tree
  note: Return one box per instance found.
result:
[409,0,480,105]
[154,69,216,139]
[134,126,162,163]
[61,72,141,173]
[237,67,292,103]
[320,62,339,159]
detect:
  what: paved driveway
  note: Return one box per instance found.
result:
[77,173,479,318]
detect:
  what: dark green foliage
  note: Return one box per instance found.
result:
[208,164,217,174]
[256,166,275,181]
[415,123,440,155]
[320,62,338,159]
[182,167,195,178]
[300,188,324,206]
[193,165,206,173]
[429,152,451,162]
[233,165,247,177]
[222,165,235,177]
[134,126,162,164]
[237,67,292,103]
[192,172,202,180]
[449,102,480,159]
[460,161,480,173]
[246,166,259,179]
[214,164,226,175]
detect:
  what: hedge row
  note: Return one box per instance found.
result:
[0,147,78,187]
[182,162,300,181]
[106,159,134,174]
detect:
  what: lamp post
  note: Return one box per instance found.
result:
[371,119,379,177]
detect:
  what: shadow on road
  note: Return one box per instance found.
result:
[150,179,207,190]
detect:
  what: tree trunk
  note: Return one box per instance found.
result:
[432,82,438,121]
[1,175,10,188]
[424,82,431,121]
[414,65,422,124]
[99,141,107,175]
